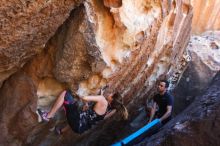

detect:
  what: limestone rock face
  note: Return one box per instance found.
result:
[192,0,220,34]
[138,71,220,146]
[84,0,193,106]
[173,31,220,114]
[0,0,194,145]
[46,0,192,145]
[0,72,38,146]
[0,0,83,87]
[104,0,122,8]
[53,5,102,91]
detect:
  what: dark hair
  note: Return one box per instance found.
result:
[160,80,169,88]
[111,92,128,120]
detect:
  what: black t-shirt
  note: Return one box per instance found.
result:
[153,92,173,118]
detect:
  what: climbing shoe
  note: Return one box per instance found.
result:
[37,109,50,122]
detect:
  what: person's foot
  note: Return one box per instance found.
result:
[37,109,50,122]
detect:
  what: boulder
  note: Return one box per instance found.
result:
[138,71,220,146]
[173,31,220,114]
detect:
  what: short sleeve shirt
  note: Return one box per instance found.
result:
[153,92,174,118]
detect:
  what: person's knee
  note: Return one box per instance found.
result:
[61,90,67,98]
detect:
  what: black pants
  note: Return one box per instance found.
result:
[63,91,90,134]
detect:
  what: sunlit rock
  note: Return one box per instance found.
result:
[0,0,204,145]
[51,0,193,145]
[37,77,65,108]
[77,74,107,96]
[53,5,104,91]
[191,0,220,34]
[104,0,122,8]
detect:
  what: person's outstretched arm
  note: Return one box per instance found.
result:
[148,102,156,123]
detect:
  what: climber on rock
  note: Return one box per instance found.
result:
[38,89,128,134]
[148,80,174,125]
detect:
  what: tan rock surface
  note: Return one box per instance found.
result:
[0,71,38,145]
[53,5,102,91]
[52,0,193,145]
[0,0,83,87]
[192,0,220,34]
[0,0,197,145]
